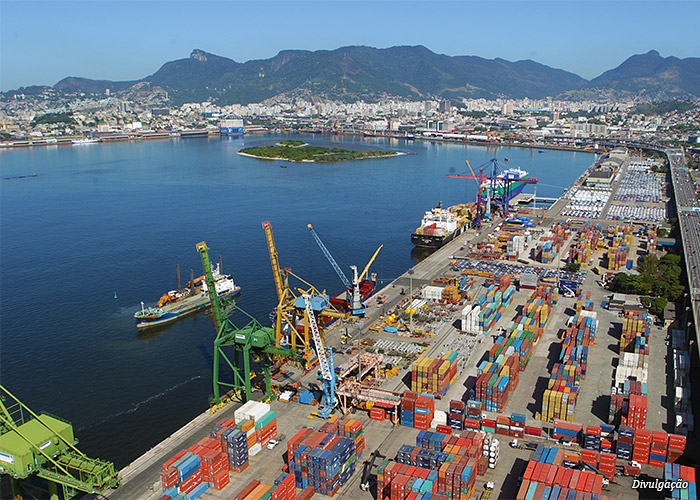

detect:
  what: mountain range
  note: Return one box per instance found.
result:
[36,46,700,104]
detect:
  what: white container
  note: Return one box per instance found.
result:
[249,443,262,456]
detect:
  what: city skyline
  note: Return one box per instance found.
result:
[1,0,698,92]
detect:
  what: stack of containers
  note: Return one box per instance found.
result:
[461,304,481,334]
[668,434,687,463]
[449,400,465,430]
[539,312,596,422]
[647,227,657,256]
[597,452,616,479]
[222,428,249,474]
[339,418,365,459]
[400,391,417,428]
[625,393,648,429]
[567,227,600,266]
[160,451,208,500]
[474,371,509,413]
[620,310,651,354]
[506,234,525,258]
[664,463,697,499]
[286,429,357,496]
[519,271,537,290]
[632,428,652,464]
[599,424,615,454]
[583,426,601,451]
[271,472,297,500]
[509,413,526,438]
[616,425,634,461]
[254,410,278,447]
[672,329,694,435]
[649,431,668,466]
[606,225,633,271]
[414,395,436,430]
[410,352,458,397]
[234,481,274,499]
[187,437,229,491]
[551,420,582,444]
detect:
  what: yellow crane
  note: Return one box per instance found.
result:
[262,221,350,365]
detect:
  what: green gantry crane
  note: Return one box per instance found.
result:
[0,385,120,500]
[196,241,306,404]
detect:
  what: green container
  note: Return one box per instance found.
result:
[255,410,277,430]
[260,485,274,500]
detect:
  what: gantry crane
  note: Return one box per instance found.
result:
[302,295,336,418]
[0,385,120,500]
[447,158,538,219]
[197,241,305,403]
[447,160,487,227]
[262,221,350,365]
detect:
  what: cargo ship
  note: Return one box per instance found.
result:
[134,264,241,329]
[411,203,469,249]
[481,167,531,198]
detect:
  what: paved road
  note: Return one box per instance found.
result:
[668,149,700,353]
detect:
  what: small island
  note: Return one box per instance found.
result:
[239,144,401,163]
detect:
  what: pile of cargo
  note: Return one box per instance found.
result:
[475,275,515,334]
[516,447,613,500]
[234,477,315,500]
[605,225,632,271]
[534,224,570,264]
[672,329,694,434]
[410,352,459,397]
[664,463,697,499]
[608,310,651,427]
[401,391,435,430]
[286,424,360,496]
[471,285,557,412]
[518,285,556,341]
[620,310,650,354]
[377,429,491,500]
[551,420,583,443]
[460,304,480,335]
[473,368,510,413]
[582,424,615,454]
[567,227,601,266]
[540,311,596,422]
[613,427,689,466]
[647,227,657,256]
[160,452,210,500]
[505,234,525,259]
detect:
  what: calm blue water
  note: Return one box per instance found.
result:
[0,134,592,466]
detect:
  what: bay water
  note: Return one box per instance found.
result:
[0,134,592,466]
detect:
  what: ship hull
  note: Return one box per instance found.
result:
[135,287,241,329]
[411,228,459,249]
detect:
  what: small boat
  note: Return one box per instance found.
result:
[280,165,288,168]
[134,263,240,329]
[72,138,100,145]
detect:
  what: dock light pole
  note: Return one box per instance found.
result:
[408,269,414,334]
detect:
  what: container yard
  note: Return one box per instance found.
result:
[6,146,692,500]
[97,150,696,500]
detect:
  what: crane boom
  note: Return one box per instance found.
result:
[304,294,332,381]
[263,221,285,302]
[308,224,351,289]
[358,244,383,282]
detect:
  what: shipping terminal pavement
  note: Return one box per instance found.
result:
[97,157,689,500]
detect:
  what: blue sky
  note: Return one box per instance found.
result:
[1,0,697,91]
